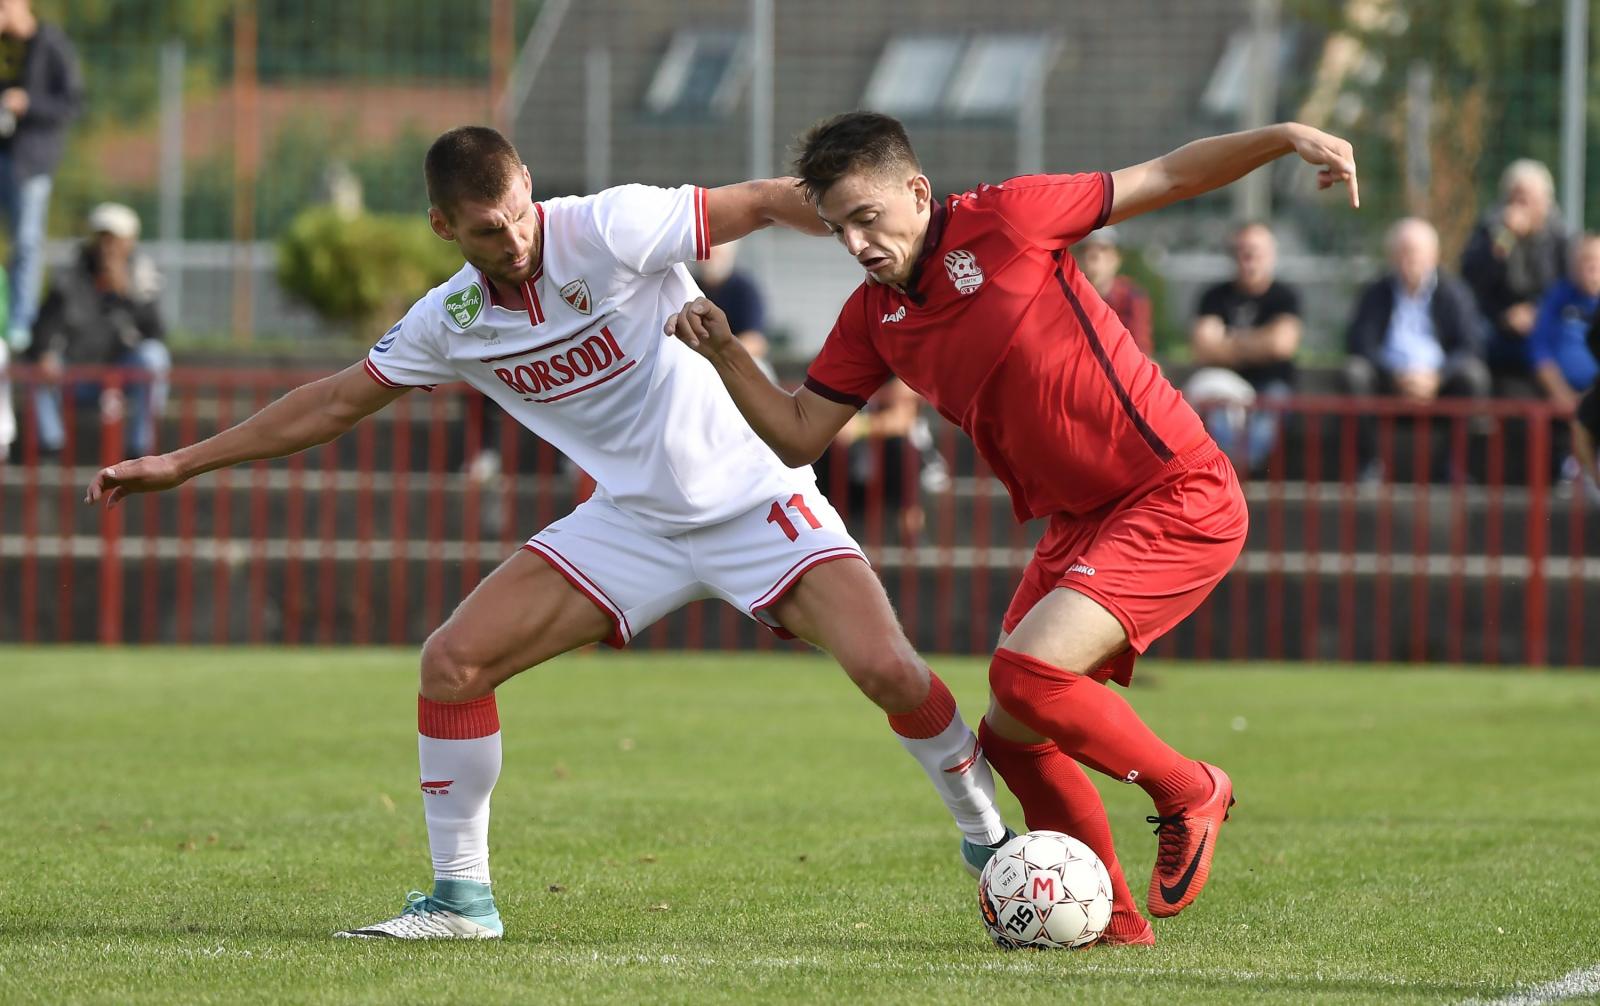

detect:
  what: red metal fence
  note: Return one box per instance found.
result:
[2,366,1595,665]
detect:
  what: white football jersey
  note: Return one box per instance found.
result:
[365,183,814,535]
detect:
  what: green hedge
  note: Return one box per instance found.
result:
[277,207,460,337]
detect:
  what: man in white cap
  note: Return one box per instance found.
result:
[29,201,168,457]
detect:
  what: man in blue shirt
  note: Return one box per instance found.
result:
[1344,218,1489,480]
[1530,234,1600,415]
[1345,217,1489,401]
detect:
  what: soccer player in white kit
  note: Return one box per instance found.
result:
[86,127,1011,939]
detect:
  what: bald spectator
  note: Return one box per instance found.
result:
[1077,226,1153,356]
[1462,159,1568,396]
[1185,221,1301,472]
[1344,217,1490,404]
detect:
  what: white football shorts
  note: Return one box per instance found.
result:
[523,488,866,647]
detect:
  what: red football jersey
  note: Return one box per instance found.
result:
[805,172,1210,521]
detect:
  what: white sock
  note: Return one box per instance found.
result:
[417,694,502,886]
[897,715,1007,846]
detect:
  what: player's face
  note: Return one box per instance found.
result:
[431,165,541,287]
[816,169,932,288]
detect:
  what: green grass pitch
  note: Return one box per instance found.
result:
[3,647,1598,1004]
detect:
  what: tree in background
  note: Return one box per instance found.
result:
[1286,0,1573,260]
[39,0,539,242]
[277,206,459,338]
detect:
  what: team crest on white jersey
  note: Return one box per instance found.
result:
[443,283,485,329]
[944,249,984,295]
[559,278,593,315]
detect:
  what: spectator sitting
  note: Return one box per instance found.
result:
[1530,233,1600,417]
[1076,226,1154,356]
[1344,218,1490,481]
[1461,159,1568,396]
[693,239,774,380]
[1184,221,1301,473]
[29,202,169,457]
[1345,217,1490,402]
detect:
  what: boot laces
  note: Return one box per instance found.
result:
[1146,812,1189,872]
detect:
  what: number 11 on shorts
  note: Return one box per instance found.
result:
[765,493,822,542]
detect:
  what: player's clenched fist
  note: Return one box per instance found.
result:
[665,297,736,358]
[84,454,186,508]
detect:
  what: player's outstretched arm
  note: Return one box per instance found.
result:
[85,361,407,508]
[1107,123,1358,226]
[704,178,832,245]
[667,297,855,467]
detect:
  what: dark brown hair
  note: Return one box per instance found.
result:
[425,126,523,215]
[792,111,921,204]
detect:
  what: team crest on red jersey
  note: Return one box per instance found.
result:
[944,249,984,295]
[559,278,593,315]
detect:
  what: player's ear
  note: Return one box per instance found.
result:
[519,163,533,193]
[910,174,932,213]
[428,206,455,242]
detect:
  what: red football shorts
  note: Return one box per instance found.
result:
[1001,443,1248,686]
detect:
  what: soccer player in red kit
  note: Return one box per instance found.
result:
[669,112,1358,946]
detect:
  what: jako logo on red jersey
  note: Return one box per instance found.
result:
[491,326,634,403]
[881,305,906,324]
[944,249,984,295]
[1066,562,1096,577]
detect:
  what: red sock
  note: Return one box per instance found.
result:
[886,672,956,737]
[979,719,1144,935]
[418,693,500,738]
[988,647,1205,811]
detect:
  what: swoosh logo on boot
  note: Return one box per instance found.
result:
[1159,824,1210,904]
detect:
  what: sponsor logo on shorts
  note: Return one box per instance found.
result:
[1066,562,1097,577]
[1121,769,1140,784]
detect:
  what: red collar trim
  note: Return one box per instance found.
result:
[903,200,950,304]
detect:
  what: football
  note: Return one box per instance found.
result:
[977,830,1114,949]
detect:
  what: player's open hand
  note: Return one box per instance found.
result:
[85,454,186,509]
[1289,124,1359,209]
[665,297,736,358]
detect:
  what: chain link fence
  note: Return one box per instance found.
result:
[29,0,1597,358]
